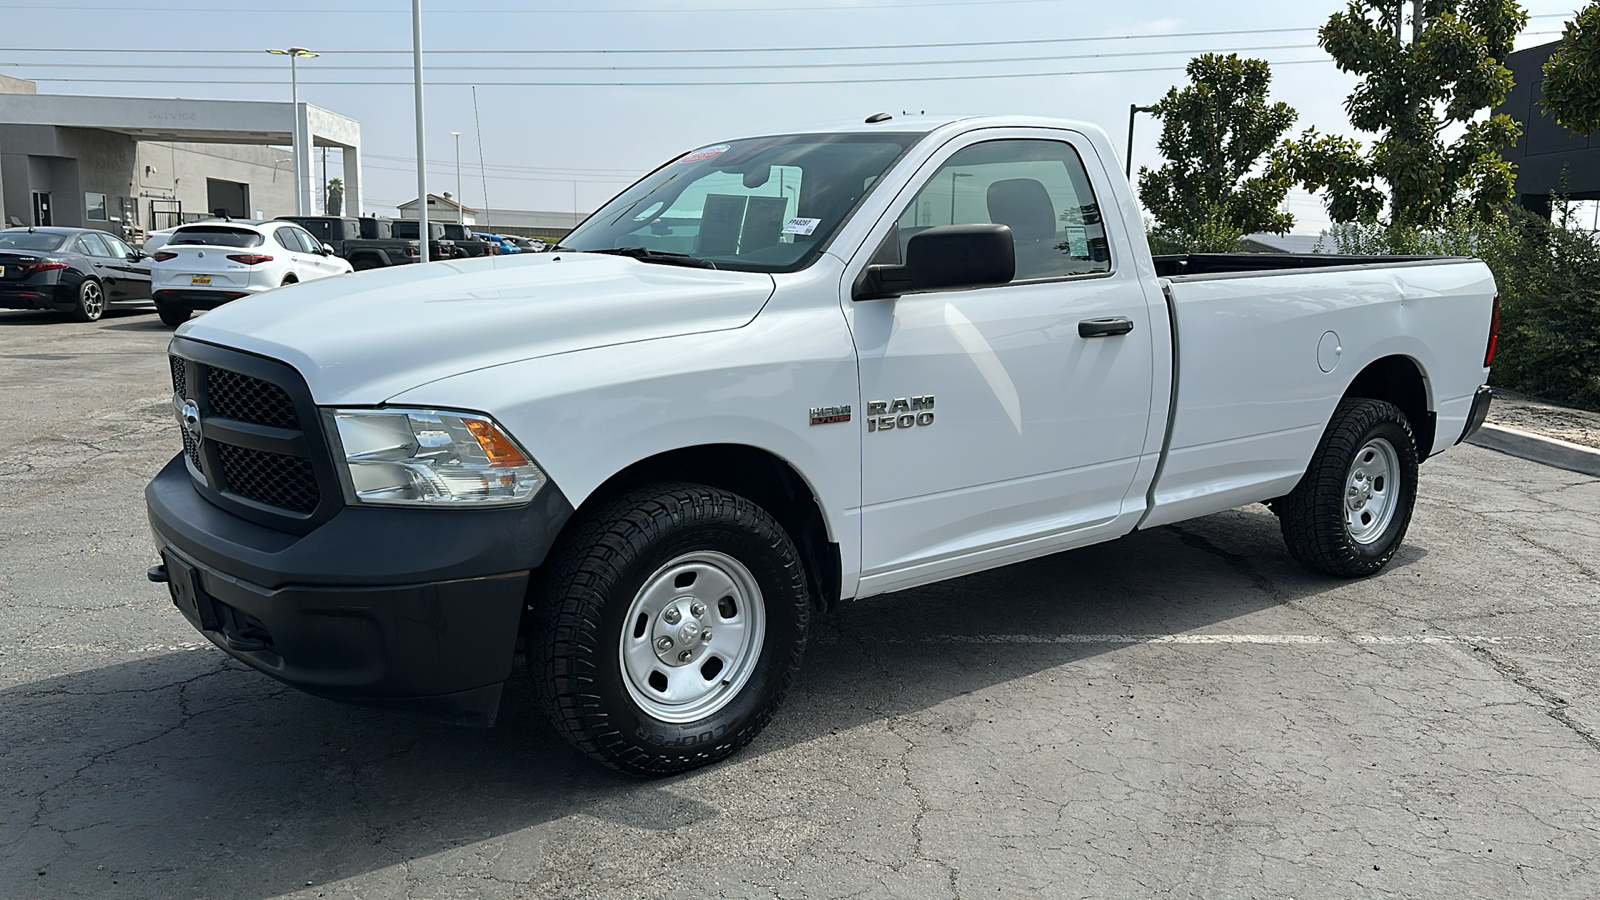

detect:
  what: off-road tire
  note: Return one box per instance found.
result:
[1279,398,1419,577]
[156,304,190,327]
[71,279,104,322]
[529,484,810,776]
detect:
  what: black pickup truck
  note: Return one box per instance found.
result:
[275,216,421,271]
[388,220,457,262]
[439,223,493,259]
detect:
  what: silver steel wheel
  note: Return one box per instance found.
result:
[80,281,104,319]
[619,550,767,724]
[1344,437,1400,545]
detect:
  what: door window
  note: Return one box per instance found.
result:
[273,227,303,252]
[76,232,111,257]
[290,227,325,255]
[100,234,135,259]
[885,139,1111,282]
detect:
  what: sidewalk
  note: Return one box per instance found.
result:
[1485,389,1600,451]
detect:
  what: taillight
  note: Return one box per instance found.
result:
[226,254,274,265]
[19,261,69,274]
[404,245,419,257]
[152,251,178,262]
[1484,292,1500,367]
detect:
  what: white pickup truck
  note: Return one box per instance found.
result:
[146,115,1497,775]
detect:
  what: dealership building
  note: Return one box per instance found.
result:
[0,76,363,242]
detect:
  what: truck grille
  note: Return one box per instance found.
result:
[214,444,320,513]
[168,342,331,529]
[207,368,300,430]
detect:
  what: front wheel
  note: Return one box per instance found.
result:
[71,279,105,322]
[1279,398,1419,577]
[529,484,810,776]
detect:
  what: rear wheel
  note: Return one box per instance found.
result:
[281,275,298,287]
[351,257,380,271]
[1279,398,1419,577]
[71,279,104,322]
[529,484,810,776]
[156,304,190,327]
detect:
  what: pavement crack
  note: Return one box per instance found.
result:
[1467,643,1600,754]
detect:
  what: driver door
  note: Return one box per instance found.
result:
[846,130,1159,595]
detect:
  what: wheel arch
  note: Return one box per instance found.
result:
[567,443,842,613]
[1342,355,1433,457]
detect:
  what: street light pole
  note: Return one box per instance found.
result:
[411,0,429,262]
[450,131,462,224]
[1126,103,1157,180]
[949,171,973,223]
[266,47,318,215]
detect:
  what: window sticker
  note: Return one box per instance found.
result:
[781,217,821,236]
[680,144,730,164]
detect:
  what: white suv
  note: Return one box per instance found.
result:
[151,220,352,326]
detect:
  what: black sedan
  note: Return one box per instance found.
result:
[0,227,152,322]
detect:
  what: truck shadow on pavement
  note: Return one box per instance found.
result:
[4,505,1425,897]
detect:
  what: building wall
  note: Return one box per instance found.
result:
[0,124,131,230]
[0,75,35,94]
[1498,41,1600,210]
[135,142,296,230]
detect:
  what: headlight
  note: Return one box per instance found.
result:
[326,408,546,506]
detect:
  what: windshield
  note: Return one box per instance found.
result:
[170,226,264,248]
[560,132,922,272]
[0,232,68,252]
[390,221,434,240]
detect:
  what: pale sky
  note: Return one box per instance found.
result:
[3,0,1583,234]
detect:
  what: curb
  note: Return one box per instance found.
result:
[1466,423,1600,478]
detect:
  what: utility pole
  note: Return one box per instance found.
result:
[450,131,462,224]
[410,0,428,262]
[265,47,317,215]
[1125,103,1157,179]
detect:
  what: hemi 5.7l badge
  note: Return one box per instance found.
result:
[809,405,852,426]
[867,395,934,432]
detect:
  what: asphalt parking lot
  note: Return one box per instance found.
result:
[3,308,1599,900]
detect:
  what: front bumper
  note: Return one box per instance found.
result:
[145,454,574,725]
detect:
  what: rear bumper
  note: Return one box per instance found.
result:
[1458,385,1493,443]
[153,288,255,310]
[145,454,575,725]
[0,282,71,310]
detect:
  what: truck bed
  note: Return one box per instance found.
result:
[1153,252,1463,278]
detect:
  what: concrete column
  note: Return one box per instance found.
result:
[341,144,363,218]
[294,102,315,216]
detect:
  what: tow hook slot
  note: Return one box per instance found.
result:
[147,564,170,584]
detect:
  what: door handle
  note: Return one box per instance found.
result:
[1078,316,1135,338]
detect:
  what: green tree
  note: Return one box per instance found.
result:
[1137,53,1299,251]
[325,177,344,216]
[1542,2,1600,135]
[1296,0,1528,229]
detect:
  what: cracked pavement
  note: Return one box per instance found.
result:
[3,308,1599,899]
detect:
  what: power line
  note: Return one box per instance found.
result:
[15,56,1338,87]
[0,43,1321,72]
[362,153,637,175]
[0,26,1325,57]
[0,0,1091,12]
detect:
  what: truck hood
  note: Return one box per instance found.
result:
[176,253,777,405]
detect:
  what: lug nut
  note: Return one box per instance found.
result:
[656,637,674,651]
[700,630,712,643]
[663,607,681,624]
[678,650,693,662]
[689,601,707,618]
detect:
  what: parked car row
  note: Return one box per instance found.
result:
[2,216,552,325]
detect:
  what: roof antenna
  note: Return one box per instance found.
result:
[865,112,893,124]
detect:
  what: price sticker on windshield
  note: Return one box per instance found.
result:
[781,217,821,236]
[681,144,729,164]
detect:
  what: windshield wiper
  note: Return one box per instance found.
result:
[584,247,718,269]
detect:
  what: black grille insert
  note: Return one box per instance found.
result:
[207,368,300,429]
[214,444,320,514]
[169,355,187,395]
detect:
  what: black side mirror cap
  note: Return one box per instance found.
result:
[852,224,1016,301]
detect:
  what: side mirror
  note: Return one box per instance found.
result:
[853,224,1015,301]
[322,243,336,255]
